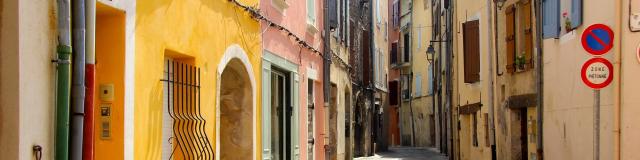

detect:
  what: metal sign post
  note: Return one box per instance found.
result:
[581,23,614,160]
[593,89,600,160]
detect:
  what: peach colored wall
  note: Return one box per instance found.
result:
[260,0,325,159]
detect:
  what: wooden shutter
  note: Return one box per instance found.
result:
[363,30,371,83]
[389,81,399,105]
[505,5,516,73]
[521,1,533,69]
[463,20,480,83]
[391,42,398,64]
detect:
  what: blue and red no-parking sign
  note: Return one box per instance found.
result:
[581,24,614,55]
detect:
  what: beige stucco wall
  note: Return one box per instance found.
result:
[0,0,57,159]
[543,0,618,159]
[620,0,640,159]
[411,0,434,147]
[329,33,352,160]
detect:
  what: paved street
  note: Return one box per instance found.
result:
[355,147,448,160]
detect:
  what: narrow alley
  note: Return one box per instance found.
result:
[355,147,448,160]
[6,0,640,160]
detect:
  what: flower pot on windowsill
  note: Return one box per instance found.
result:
[515,54,526,72]
[564,18,574,32]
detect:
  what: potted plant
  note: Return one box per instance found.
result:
[563,12,573,32]
[515,52,526,71]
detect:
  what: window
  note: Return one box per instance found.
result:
[415,74,422,97]
[389,81,399,105]
[307,0,316,26]
[506,2,534,73]
[392,0,399,28]
[472,113,479,147]
[463,20,480,83]
[375,48,380,85]
[376,0,381,25]
[542,0,560,38]
[570,0,583,29]
[521,1,533,70]
[417,29,422,50]
[391,42,398,65]
[307,79,315,160]
[402,75,410,101]
[162,59,213,159]
[427,65,433,95]
[403,33,411,63]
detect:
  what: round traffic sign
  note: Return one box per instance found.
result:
[581,57,614,89]
[581,24,614,55]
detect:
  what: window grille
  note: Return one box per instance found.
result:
[161,59,214,160]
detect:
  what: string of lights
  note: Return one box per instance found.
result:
[230,0,322,56]
[231,0,353,73]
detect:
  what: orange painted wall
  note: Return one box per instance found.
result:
[94,3,126,159]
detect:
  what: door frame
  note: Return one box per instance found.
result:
[262,50,300,160]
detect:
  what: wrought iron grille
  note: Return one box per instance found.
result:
[161,59,214,160]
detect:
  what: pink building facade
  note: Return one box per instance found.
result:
[259,0,326,159]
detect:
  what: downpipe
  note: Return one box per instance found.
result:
[82,0,96,159]
[71,0,87,159]
[535,0,544,159]
[486,0,497,159]
[55,0,72,159]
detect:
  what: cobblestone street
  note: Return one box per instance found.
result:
[355,147,448,160]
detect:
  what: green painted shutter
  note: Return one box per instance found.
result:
[291,72,300,159]
[262,61,272,160]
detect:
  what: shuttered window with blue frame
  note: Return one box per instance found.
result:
[542,0,560,38]
[571,0,582,29]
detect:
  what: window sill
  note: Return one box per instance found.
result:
[306,21,319,34]
[271,0,289,13]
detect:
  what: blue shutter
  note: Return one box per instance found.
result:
[543,0,560,38]
[571,0,582,28]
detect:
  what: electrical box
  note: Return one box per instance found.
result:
[100,84,115,102]
[100,104,112,140]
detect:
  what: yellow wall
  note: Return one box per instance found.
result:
[94,3,126,159]
[134,0,262,159]
[410,0,434,147]
[454,0,492,159]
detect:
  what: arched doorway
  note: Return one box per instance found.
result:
[216,45,256,160]
[219,59,252,159]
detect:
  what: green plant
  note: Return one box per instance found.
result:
[515,52,526,70]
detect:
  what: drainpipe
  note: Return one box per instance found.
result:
[55,0,72,159]
[486,0,497,159]
[82,0,96,159]
[322,0,332,158]
[613,0,622,159]
[71,0,87,159]
[369,1,376,155]
[535,0,544,159]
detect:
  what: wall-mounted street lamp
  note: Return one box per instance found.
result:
[426,44,436,64]
[426,40,447,64]
[493,0,506,9]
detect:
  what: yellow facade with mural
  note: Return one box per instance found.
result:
[132,0,262,159]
